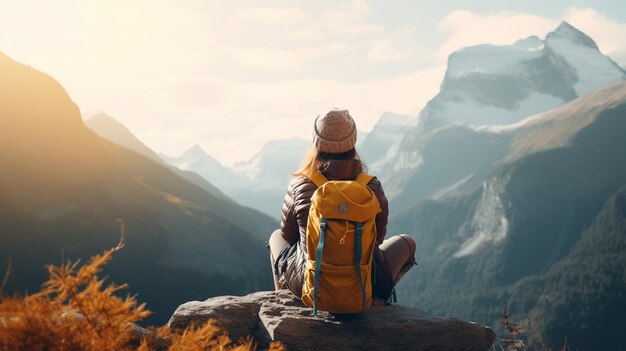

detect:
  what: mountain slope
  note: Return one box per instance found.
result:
[391,84,626,349]
[418,21,625,132]
[509,186,626,349]
[84,112,279,241]
[359,112,411,175]
[230,138,309,216]
[163,138,309,218]
[161,144,243,193]
[376,22,626,213]
[86,112,164,164]
[0,52,275,325]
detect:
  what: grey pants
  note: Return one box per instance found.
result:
[268,229,416,291]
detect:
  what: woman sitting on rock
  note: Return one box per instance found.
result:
[268,109,416,309]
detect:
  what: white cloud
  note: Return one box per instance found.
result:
[349,0,372,17]
[434,7,626,67]
[8,0,626,167]
[322,0,384,37]
[235,7,309,27]
[221,46,307,73]
[288,26,325,41]
[436,10,558,60]
[130,64,446,166]
[367,40,413,63]
[296,42,350,60]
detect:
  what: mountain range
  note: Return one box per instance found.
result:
[159,138,310,218]
[0,52,277,325]
[3,19,624,349]
[391,81,626,349]
[379,22,626,350]
[358,111,412,174]
[418,21,625,132]
[380,21,626,213]
[155,21,625,348]
[163,23,625,217]
[103,23,623,348]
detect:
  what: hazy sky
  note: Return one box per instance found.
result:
[2,0,626,166]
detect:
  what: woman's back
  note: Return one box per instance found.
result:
[268,109,415,305]
[279,158,389,298]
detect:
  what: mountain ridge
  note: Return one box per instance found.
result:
[372,22,626,213]
[86,112,164,164]
[390,85,626,349]
[161,137,309,217]
[0,51,276,325]
[85,112,278,240]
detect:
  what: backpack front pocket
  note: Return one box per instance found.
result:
[302,260,370,314]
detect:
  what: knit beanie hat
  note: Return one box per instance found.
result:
[312,110,357,153]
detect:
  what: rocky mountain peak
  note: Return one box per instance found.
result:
[512,35,543,50]
[376,112,411,127]
[546,21,599,50]
[180,144,212,160]
[412,21,626,134]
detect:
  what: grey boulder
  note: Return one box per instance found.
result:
[168,290,495,351]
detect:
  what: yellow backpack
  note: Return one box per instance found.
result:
[301,172,381,315]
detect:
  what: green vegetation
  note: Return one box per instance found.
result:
[391,104,626,349]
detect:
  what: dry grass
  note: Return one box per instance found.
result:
[0,220,285,351]
[493,308,572,351]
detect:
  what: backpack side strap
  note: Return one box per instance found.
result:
[354,221,366,315]
[355,173,375,187]
[313,217,328,316]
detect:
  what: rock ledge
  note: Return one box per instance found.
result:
[168,290,495,351]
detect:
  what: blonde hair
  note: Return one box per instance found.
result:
[293,146,367,180]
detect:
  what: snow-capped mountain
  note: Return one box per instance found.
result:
[160,144,242,192]
[355,129,369,149]
[417,21,625,133]
[85,113,229,200]
[162,138,309,217]
[374,22,626,212]
[159,23,625,217]
[232,138,309,189]
[359,112,411,175]
[545,22,625,96]
[392,81,626,349]
[226,138,309,216]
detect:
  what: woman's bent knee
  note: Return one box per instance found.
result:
[269,229,289,262]
[399,234,416,256]
[378,234,416,284]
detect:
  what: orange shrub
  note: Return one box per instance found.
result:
[0,228,284,351]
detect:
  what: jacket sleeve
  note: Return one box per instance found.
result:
[368,177,389,245]
[280,180,300,244]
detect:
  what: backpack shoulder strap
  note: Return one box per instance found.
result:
[309,172,329,188]
[355,173,375,186]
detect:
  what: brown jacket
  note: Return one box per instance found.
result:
[279,159,389,298]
